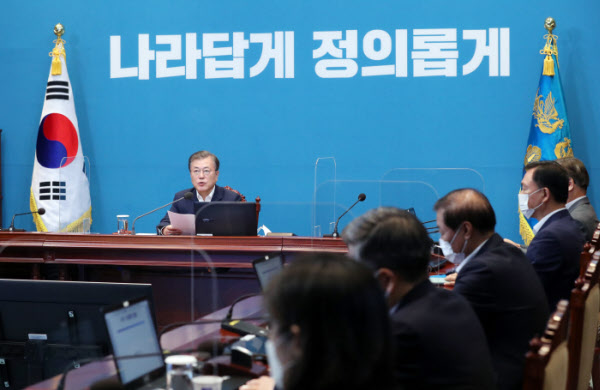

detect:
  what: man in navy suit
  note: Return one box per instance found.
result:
[343,207,496,390]
[157,150,241,235]
[435,188,549,390]
[521,160,586,309]
[557,157,599,241]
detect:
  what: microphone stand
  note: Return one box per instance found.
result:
[325,194,366,238]
[131,193,193,235]
[2,210,45,232]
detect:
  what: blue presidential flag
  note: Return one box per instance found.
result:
[30,32,92,232]
[519,26,573,245]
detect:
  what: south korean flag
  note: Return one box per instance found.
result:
[30,36,92,232]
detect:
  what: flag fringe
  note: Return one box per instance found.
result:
[519,208,535,246]
[30,188,92,232]
[62,206,92,233]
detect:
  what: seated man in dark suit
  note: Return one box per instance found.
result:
[557,157,599,241]
[520,160,586,309]
[157,150,241,235]
[434,188,549,390]
[343,207,496,390]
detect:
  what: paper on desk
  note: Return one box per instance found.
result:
[167,211,195,235]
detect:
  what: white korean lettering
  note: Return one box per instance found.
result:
[412,29,458,77]
[185,33,203,79]
[155,35,185,78]
[138,34,155,80]
[110,36,138,79]
[313,30,358,78]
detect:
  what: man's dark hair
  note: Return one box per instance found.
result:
[188,150,220,171]
[264,253,395,390]
[342,207,432,282]
[433,188,496,233]
[525,160,569,203]
[557,157,590,191]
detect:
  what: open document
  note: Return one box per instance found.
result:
[167,211,195,235]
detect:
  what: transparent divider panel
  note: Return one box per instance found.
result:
[58,155,91,233]
[379,168,485,243]
[312,157,336,237]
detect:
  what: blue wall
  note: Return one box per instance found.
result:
[1,0,598,240]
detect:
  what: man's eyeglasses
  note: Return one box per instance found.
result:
[192,169,213,177]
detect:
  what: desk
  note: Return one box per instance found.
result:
[26,296,266,390]
[0,233,347,328]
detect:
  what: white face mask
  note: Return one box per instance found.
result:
[438,224,468,264]
[519,188,544,219]
[265,339,285,389]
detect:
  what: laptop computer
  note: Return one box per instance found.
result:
[103,298,260,390]
[103,297,166,389]
[194,202,257,236]
[252,254,285,290]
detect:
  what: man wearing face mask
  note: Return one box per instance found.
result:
[434,188,548,390]
[343,207,496,390]
[520,160,585,309]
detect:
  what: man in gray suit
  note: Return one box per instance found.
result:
[557,157,599,241]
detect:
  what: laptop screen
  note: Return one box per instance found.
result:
[252,254,284,290]
[104,299,165,386]
[194,202,257,236]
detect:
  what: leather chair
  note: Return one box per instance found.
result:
[223,186,261,228]
[523,299,569,390]
[567,251,600,390]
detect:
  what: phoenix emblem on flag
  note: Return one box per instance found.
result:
[533,90,564,134]
[524,145,542,165]
[554,137,573,159]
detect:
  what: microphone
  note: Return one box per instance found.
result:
[7,208,46,232]
[220,293,268,337]
[326,193,366,238]
[132,192,193,235]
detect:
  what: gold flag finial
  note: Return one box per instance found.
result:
[544,17,556,35]
[50,23,66,75]
[54,23,65,38]
[541,17,558,76]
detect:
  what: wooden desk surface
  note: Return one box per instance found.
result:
[0,233,347,328]
[0,233,347,268]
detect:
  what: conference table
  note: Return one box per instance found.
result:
[26,295,267,390]
[0,232,348,329]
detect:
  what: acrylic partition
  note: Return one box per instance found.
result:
[312,164,485,242]
[379,168,485,241]
[58,155,91,233]
[0,160,486,388]
[313,157,337,237]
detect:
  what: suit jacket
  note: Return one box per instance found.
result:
[391,280,496,390]
[567,196,599,242]
[156,185,242,234]
[454,233,549,390]
[526,209,585,310]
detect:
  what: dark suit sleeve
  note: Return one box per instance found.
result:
[453,261,495,326]
[526,229,562,291]
[570,203,599,242]
[391,320,424,385]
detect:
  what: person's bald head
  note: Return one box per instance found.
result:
[434,188,496,233]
